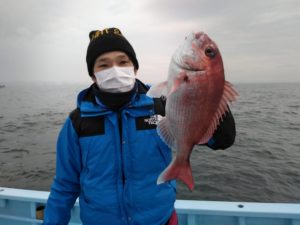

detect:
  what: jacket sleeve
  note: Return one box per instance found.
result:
[206,107,236,150]
[44,117,82,225]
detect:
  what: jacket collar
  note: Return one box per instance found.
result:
[77,79,155,117]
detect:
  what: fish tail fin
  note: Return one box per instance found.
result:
[157,158,194,191]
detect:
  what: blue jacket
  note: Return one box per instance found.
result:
[44,80,176,225]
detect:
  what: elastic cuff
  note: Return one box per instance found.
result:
[207,138,215,147]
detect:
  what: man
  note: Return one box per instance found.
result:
[44,27,236,225]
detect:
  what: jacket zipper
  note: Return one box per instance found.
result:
[117,111,126,185]
[117,111,130,224]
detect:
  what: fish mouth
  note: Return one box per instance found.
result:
[186,70,206,76]
[181,65,206,75]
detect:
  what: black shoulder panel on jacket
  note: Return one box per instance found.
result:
[153,97,166,116]
[69,108,81,134]
[69,108,105,137]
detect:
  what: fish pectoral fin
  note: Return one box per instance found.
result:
[157,118,176,149]
[157,158,194,191]
[197,81,238,145]
[146,81,168,97]
[224,81,239,102]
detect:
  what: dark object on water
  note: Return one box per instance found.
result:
[0,84,5,88]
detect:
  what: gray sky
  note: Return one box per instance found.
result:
[0,0,299,84]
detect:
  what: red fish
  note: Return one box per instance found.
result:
[147,32,238,191]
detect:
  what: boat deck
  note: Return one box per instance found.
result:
[0,187,300,225]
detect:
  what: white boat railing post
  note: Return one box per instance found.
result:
[30,202,36,225]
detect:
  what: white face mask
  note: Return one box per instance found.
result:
[95,66,136,93]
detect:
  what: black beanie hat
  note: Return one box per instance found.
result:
[86,28,139,76]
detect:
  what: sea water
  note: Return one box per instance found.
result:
[0,82,300,202]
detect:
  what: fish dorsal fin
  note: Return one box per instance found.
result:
[157,117,176,149]
[146,81,168,98]
[198,81,238,144]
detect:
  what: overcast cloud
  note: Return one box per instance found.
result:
[0,0,299,84]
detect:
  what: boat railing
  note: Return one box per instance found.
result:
[0,187,300,225]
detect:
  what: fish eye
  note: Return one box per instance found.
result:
[205,47,216,58]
